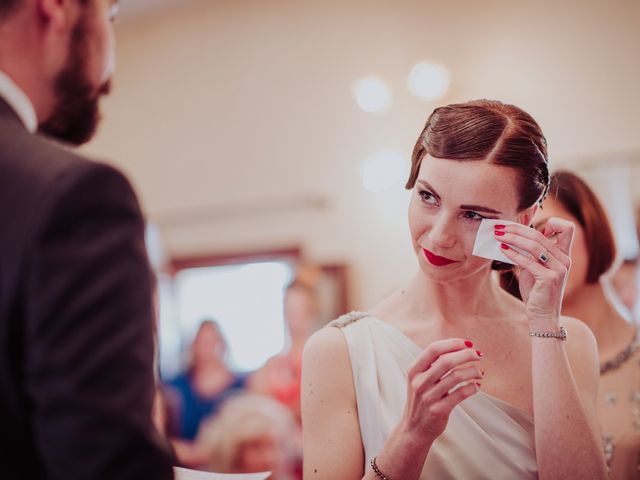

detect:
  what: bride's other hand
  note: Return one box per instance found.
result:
[400,338,483,443]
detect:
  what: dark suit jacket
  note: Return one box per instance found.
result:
[0,98,173,478]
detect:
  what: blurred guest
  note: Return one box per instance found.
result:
[166,320,246,443]
[0,0,172,478]
[165,320,247,467]
[503,170,639,478]
[196,394,298,479]
[250,279,321,423]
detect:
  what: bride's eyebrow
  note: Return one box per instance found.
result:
[417,180,502,214]
[459,204,502,214]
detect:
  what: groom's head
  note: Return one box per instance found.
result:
[0,0,119,145]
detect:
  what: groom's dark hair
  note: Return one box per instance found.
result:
[0,0,22,18]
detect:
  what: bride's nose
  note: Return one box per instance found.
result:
[428,213,457,250]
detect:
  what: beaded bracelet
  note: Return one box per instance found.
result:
[370,457,390,480]
[529,326,567,341]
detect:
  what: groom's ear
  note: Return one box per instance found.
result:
[517,204,538,228]
[38,0,78,34]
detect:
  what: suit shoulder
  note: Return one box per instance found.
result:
[1,126,135,203]
[1,122,75,178]
[0,128,139,245]
[0,129,129,195]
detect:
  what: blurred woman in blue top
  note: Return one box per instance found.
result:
[166,319,246,441]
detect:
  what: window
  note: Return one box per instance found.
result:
[173,261,294,372]
[157,249,300,378]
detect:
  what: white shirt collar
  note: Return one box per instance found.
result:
[0,70,38,133]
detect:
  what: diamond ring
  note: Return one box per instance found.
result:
[538,251,550,263]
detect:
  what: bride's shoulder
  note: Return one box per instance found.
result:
[302,321,357,399]
[327,311,371,329]
[561,315,599,377]
[304,313,362,367]
[561,316,597,346]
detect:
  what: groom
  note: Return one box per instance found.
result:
[0,0,173,478]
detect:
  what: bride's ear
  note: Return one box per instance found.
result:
[517,204,538,227]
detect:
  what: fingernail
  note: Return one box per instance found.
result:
[464,340,474,348]
[475,382,482,388]
[494,224,505,230]
[476,350,483,357]
[494,231,505,236]
[500,243,509,250]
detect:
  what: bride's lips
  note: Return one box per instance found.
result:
[423,248,458,266]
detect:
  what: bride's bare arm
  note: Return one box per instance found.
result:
[532,316,606,480]
[302,327,482,480]
[499,219,607,479]
[301,327,366,479]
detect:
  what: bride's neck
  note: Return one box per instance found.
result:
[405,269,518,327]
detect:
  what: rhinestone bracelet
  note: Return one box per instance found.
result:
[371,457,390,480]
[529,326,567,341]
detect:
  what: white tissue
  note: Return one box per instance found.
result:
[174,467,271,480]
[472,219,527,265]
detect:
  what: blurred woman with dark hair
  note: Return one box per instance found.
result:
[510,170,638,479]
[165,319,247,466]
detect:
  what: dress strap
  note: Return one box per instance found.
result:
[327,310,369,329]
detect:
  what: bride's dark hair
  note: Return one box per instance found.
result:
[406,99,550,212]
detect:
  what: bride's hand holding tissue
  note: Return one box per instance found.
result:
[493,218,574,328]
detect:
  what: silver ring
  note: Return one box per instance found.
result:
[538,251,550,263]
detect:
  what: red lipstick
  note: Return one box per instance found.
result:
[423,249,458,266]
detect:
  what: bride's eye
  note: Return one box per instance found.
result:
[462,211,486,221]
[418,190,438,206]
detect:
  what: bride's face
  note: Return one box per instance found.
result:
[408,155,535,282]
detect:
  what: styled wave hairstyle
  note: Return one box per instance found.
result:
[406,99,550,211]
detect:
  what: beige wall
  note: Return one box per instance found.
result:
[84,0,640,309]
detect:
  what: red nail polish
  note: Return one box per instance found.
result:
[494,231,505,236]
[464,340,473,348]
[476,350,483,357]
[500,243,509,250]
[494,224,505,230]
[475,382,481,387]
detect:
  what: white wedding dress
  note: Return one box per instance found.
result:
[329,311,538,479]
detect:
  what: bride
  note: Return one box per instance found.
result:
[301,100,606,479]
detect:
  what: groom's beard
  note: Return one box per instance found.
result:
[39,10,111,146]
